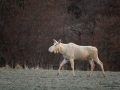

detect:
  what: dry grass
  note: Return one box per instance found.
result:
[0,68,120,90]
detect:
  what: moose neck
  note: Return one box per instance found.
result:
[58,43,67,54]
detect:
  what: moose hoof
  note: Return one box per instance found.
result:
[103,74,106,77]
[73,75,76,77]
[89,74,92,77]
[57,73,59,76]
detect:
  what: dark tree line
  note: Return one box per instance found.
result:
[0,0,120,71]
[0,0,28,68]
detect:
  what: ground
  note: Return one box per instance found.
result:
[0,68,120,90]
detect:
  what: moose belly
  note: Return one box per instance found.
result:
[74,51,90,60]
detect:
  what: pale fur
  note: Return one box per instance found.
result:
[48,39,105,77]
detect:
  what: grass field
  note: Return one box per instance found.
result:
[0,68,120,90]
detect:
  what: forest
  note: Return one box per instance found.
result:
[0,0,120,71]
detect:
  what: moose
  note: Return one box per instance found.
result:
[48,39,105,77]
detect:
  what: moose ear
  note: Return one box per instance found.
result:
[58,39,61,43]
[53,39,58,43]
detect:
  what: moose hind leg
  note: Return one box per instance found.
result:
[94,58,105,77]
[89,59,95,76]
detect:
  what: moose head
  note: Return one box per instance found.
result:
[48,39,61,53]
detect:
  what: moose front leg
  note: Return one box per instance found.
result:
[57,59,68,75]
[70,59,75,77]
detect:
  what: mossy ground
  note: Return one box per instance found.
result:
[0,68,120,90]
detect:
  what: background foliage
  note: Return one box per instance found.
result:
[0,0,120,70]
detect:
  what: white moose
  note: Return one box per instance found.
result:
[48,39,105,77]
